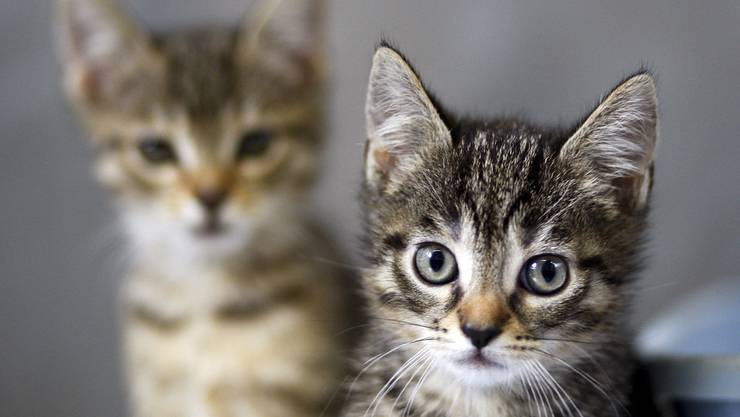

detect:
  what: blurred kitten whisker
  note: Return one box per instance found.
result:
[300,254,372,273]
[368,315,441,331]
[334,317,441,348]
[632,281,681,291]
[520,335,622,346]
[318,374,353,417]
[83,221,130,278]
[335,322,377,336]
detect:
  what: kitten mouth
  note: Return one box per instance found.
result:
[194,217,227,237]
[458,351,504,369]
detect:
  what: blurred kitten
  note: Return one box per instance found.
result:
[58,0,353,416]
[343,44,657,417]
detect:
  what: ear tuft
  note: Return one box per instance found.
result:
[57,0,161,111]
[365,46,450,190]
[238,0,324,83]
[561,72,658,210]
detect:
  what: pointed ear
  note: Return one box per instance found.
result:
[365,46,451,190]
[560,73,658,211]
[57,0,162,111]
[237,0,324,83]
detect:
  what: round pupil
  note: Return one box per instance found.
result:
[540,260,557,282]
[428,250,445,272]
[147,142,167,154]
[238,130,271,157]
[140,139,174,162]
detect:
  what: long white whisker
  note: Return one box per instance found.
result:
[466,381,472,416]
[365,347,430,417]
[403,357,437,417]
[391,353,432,413]
[346,337,435,400]
[446,376,462,417]
[521,361,544,417]
[531,361,570,417]
[361,338,435,368]
[519,365,535,417]
[537,359,584,417]
[530,360,574,417]
[562,341,613,386]
[533,348,627,417]
[531,361,557,417]
[529,360,554,417]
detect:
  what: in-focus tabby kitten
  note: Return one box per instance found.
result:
[344,44,658,417]
[58,0,351,416]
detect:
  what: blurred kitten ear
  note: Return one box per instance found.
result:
[365,46,451,190]
[560,73,658,211]
[57,0,162,111]
[238,0,324,83]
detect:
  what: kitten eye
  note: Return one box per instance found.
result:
[413,243,458,285]
[236,129,273,160]
[520,255,569,295]
[138,137,177,164]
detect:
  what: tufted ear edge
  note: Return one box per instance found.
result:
[57,0,162,112]
[560,72,658,211]
[364,45,451,190]
[237,0,325,84]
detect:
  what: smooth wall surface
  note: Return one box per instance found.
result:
[1,1,738,416]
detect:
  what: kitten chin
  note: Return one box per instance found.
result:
[121,194,310,275]
[438,355,515,388]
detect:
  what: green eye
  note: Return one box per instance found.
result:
[236,129,273,160]
[138,137,177,164]
[413,243,458,285]
[520,255,569,295]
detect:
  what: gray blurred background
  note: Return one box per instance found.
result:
[1,0,738,416]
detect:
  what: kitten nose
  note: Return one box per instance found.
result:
[461,323,501,349]
[195,188,226,212]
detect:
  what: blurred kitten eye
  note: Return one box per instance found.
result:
[520,255,568,295]
[414,243,458,285]
[138,137,177,164]
[236,129,273,160]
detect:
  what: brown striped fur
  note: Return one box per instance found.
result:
[343,44,658,417]
[58,1,354,416]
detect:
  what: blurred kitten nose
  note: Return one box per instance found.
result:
[461,323,501,349]
[195,188,227,212]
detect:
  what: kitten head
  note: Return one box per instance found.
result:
[362,45,657,388]
[58,0,324,259]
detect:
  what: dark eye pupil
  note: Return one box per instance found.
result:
[540,260,557,282]
[428,250,445,272]
[139,138,175,163]
[237,130,272,159]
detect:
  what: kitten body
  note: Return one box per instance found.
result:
[344,45,658,417]
[58,1,352,416]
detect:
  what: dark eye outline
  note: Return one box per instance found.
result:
[412,243,459,286]
[519,254,569,296]
[236,129,274,160]
[138,136,177,164]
